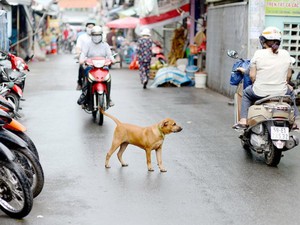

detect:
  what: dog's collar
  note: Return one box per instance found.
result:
[158,125,165,139]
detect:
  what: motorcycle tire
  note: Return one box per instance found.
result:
[265,143,282,166]
[10,131,39,160]
[92,110,97,120]
[98,109,104,126]
[0,161,33,219]
[92,108,104,126]
[98,94,106,126]
[9,147,44,198]
[6,92,20,112]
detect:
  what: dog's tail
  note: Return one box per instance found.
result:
[99,107,121,125]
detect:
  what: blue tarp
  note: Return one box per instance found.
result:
[150,67,193,88]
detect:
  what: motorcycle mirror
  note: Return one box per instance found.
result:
[0,50,7,60]
[227,50,239,59]
[26,54,34,63]
[291,57,296,65]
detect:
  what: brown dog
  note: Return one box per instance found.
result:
[101,109,182,172]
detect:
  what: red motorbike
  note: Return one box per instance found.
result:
[0,50,32,111]
[152,41,166,64]
[82,57,113,125]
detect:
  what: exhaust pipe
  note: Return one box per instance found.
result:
[285,135,299,150]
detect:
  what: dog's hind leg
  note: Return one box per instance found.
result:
[117,142,129,167]
[105,140,122,168]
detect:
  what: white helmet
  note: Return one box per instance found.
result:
[91,26,103,44]
[259,26,282,44]
[91,26,103,36]
[140,28,151,37]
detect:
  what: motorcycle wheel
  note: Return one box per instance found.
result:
[264,143,282,166]
[92,109,104,126]
[98,94,106,126]
[9,147,44,198]
[92,94,106,126]
[6,93,20,111]
[98,108,104,126]
[93,108,104,126]
[0,161,33,219]
[10,131,39,160]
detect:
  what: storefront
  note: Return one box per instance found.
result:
[265,0,300,76]
[0,1,10,51]
[6,0,34,58]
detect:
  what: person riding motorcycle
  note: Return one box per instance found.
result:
[77,26,115,107]
[233,26,299,129]
[75,21,95,90]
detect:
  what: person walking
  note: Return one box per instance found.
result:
[106,28,117,50]
[136,28,153,89]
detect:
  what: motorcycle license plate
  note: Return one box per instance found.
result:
[270,126,289,140]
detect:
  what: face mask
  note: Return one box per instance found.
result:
[92,35,102,44]
[86,27,92,35]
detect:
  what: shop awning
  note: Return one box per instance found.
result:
[139,2,190,29]
[6,0,32,5]
[58,0,98,8]
[106,16,139,29]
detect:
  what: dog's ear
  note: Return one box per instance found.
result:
[161,120,168,127]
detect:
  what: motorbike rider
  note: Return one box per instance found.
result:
[233,26,299,129]
[77,25,115,107]
[75,21,95,90]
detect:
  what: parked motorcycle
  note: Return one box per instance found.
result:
[0,142,33,218]
[228,50,299,166]
[0,95,39,159]
[288,59,300,111]
[0,50,32,111]
[0,79,23,111]
[0,109,44,197]
[152,41,166,65]
[81,56,113,125]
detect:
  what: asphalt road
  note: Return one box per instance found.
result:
[1,53,300,225]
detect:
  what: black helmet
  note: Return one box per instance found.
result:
[85,21,96,27]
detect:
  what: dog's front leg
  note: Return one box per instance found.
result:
[146,150,154,171]
[155,148,167,172]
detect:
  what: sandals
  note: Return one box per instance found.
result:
[232,123,248,130]
[292,123,300,131]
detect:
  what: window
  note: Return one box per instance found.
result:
[282,23,300,70]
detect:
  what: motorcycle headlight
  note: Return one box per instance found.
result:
[92,59,105,68]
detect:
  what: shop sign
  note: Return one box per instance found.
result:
[265,0,300,16]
